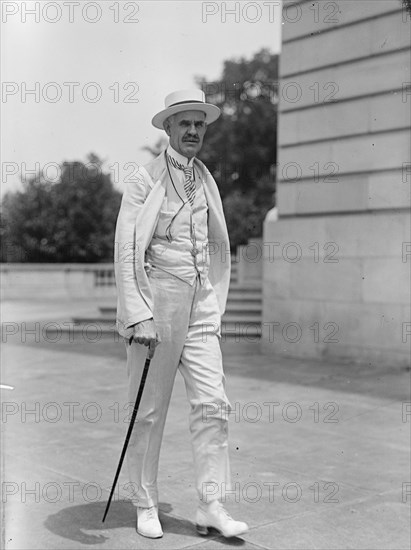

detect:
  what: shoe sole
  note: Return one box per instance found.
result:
[196,524,248,538]
[137,529,163,539]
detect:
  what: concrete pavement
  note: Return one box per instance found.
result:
[1,299,410,549]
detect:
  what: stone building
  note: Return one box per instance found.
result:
[262,0,410,365]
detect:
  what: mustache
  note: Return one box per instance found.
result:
[183,138,199,142]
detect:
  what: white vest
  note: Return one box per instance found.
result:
[145,163,210,284]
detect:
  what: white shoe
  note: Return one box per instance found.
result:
[136,506,163,538]
[196,500,249,538]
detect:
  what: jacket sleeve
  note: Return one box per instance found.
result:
[114,170,153,329]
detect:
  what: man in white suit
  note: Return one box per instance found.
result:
[114,89,248,539]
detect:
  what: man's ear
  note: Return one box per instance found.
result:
[164,116,173,136]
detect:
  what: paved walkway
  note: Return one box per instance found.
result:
[1,300,410,549]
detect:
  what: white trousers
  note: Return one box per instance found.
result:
[125,269,232,508]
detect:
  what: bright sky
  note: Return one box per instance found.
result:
[1,0,282,196]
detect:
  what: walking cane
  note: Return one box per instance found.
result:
[102,338,155,522]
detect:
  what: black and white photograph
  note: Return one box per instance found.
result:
[1,1,410,548]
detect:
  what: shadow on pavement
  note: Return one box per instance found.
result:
[44,499,133,545]
[44,500,247,547]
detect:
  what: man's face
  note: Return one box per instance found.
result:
[165,110,207,160]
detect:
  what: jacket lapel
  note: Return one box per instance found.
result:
[195,160,231,315]
[133,163,167,312]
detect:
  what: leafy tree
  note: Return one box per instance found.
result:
[0,153,121,262]
[196,48,278,248]
[196,48,278,196]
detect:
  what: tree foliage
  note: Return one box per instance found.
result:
[1,153,121,262]
[196,48,278,248]
[196,49,278,196]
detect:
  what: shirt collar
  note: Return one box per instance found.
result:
[167,144,195,168]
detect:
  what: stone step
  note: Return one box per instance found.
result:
[73,281,263,339]
[221,321,261,338]
[94,264,240,286]
[225,302,262,313]
[99,300,261,317]
[98,287,262,314]
[229,292,261,298]
[71,317,116,327]
[99,306,116,316]
[76,308,261,324]
[68,318,262,339]
[227,294,261,304]
[228,284,261,294]
[222,313,262,324]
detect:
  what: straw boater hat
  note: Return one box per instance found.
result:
[152,89,221,130]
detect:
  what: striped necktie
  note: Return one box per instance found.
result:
[167,153,196,206]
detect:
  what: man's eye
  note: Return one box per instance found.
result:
[195,122,204,128]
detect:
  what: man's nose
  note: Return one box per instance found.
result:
[187,123,198,134]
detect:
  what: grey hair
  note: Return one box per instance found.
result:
[163,114,175,131]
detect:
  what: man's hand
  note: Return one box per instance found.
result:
[130,319,161,359]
